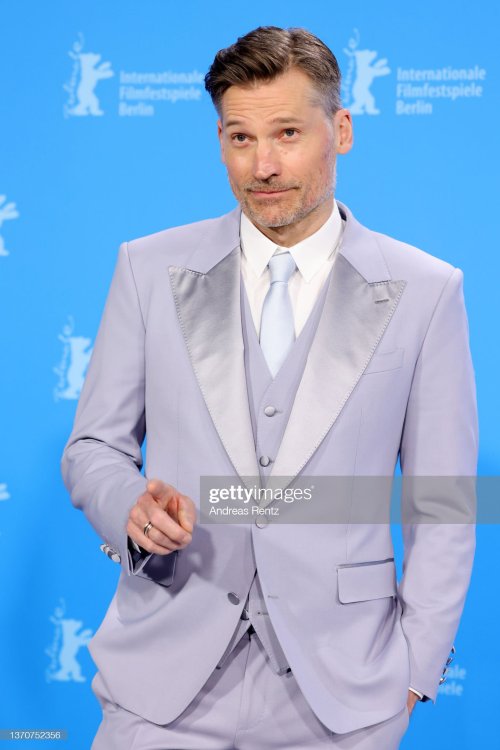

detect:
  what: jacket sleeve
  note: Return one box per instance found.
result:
[398,266,478,702]
[60,242,154,577]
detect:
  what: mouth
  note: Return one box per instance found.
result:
[250,188,293,198]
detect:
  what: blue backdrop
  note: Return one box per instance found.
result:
[1,1,498,747]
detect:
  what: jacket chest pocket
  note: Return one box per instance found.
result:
[363,348,404,375]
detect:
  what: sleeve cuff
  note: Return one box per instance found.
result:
[129,535,149,555]
[130,537,142,553]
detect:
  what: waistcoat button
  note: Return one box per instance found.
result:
[259,456,271,467]
[264,405,276,416]
[227,592,240,605]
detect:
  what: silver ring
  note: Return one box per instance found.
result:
[143,521,154,538]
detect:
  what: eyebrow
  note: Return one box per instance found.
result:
[224,116,305,128]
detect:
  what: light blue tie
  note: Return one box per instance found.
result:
[259,251,297,377]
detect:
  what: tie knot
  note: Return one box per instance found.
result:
[268,251,296,285]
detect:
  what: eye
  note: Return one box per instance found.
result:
[230,133,247,143]
[283,128,298,137]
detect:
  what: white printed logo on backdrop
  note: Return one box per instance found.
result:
[46,598,93,683]
[64,32,114,118]
[342,29,390,115]
[342,28,486,116]
[0,483,10,501]
[0,195,20,257]
[54,316,93,401]
[63,31,204,118]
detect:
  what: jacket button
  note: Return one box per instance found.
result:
[259,456,271,466]
[264,406,276,416]
[227,592,240,605]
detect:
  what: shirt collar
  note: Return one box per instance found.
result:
[239,199,344,282]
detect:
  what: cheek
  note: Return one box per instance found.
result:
[299,158,329,192]
[317,141,334,171]
[309,148,335,189]
[295,143,332,180]
[225,155,248,184]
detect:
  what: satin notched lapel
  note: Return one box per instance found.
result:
[168,209,261,489]
[263,202,407,501]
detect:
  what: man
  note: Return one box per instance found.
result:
[61,25,478,750]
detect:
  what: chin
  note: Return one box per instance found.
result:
[245,202,300,229]
[250,212,293,228]
[260,216,295,228]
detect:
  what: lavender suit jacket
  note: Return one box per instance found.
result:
[61,200,478,734]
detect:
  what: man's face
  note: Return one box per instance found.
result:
[217,67,352,232]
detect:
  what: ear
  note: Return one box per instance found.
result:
[334,109,354,155]
[217,119,226,165]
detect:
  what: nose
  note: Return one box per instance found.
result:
[252,141,281,181]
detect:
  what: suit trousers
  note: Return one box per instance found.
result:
[90,627,411,750]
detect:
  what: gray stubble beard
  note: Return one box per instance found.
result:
[234,160,337,230]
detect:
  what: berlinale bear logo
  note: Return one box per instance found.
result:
[54,316,93,401]
[64,32,114,117]
[46,599,93,683]
[343,29,391,115]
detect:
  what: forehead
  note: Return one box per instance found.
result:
[220,67,321,124]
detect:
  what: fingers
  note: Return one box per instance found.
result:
[146,479,197,533]
[176,494,197,533]
[146,479,176,504]
[127,515,180,556]
[128,491,193,555]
